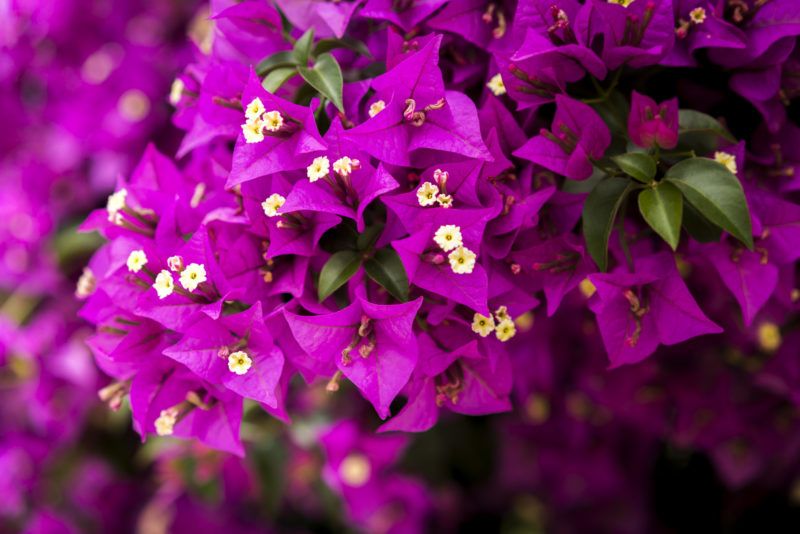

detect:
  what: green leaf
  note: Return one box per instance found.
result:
[313,37,372,59]
[612,152,657,183]
[292,28,315,65]
[682,202,722,243]
[364,247,409,301]
[297,53,344,112]
[255,50,297,76]
[677,110,736,154]
[262,66,297,93]
[318,250,363,302]
[356,223,384,251]
[664,158,753,249]
[582,177,636,271]
[638,182,683,250]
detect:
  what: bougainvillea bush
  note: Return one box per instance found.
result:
[5,0,800,531]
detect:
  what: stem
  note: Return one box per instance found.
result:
[617,197,635,273]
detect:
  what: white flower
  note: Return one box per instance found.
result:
[434,224,463,252]
[471,313,495,337]
[169,78,185,105]
[228,351,253,375]
[126,250,148,273]
[179,263,207,292]
[494,305,509,322]
[167,255,184,272]
[106,189,127,222]
[242,117,265,143]
[333,156,360,177]
[436,193,453,208]
[487,73,506,96]
[448,246,476,274]
[495,318,516,342]
[757,322,782,353]
[416,182,440,206]
[338,453,371,487]
[75,268,96,299]
[307,156,330,182]
[262,193,286,217]
[155,409,177,436]
[608,0,635,6]
[689,7,706,24]
[153,270,174,299]
[245,97,265,120]
[263,110,284,132]
[579,278,597,298]
[714,151,737,175]
[368,100,386,117]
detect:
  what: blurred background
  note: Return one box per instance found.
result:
[2,1,800,533]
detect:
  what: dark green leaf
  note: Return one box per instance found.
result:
[297,53,344,112]
[313,37,372,59]
[582,177,636,271]
[364,247,409,301]
[255,50,297,76]
[612,152,657,183]
[356,223,384,251]
[638,182,683,250]
[591,90,629,137]
[262,66,297,93]
[318,250,363,302]
[664,157,753,248]
[682,202,722,243]
[292,28,315,65]
[677,110,736,154]
[319,221,359,253]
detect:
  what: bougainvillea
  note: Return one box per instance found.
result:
[5,0,800,531]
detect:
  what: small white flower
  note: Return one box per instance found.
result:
[307,156,330,182]
[495,318,516,342]
[106,189,127,222]
[242,117,265,143]
[126,250,148,273]
[338,453,371,487]
[179,263,207,292]
[434,224,463,252]
[228,350,253,375]
[167,255,184,272]
[471,313,495,337]
[608,0,635,6]
[448,246,476,274]
[416,182,440,206]
[494,305,509,322]
[245,97,265,120]
[263,110,284,132]
[153,270,174,299]
[368,100,386,118]
[155,409,177,436]
[262,193,286,217]
[333,156,360,177]
[689,7,706,24]
[75,268,96,299]
[714,151,738,175]
[436,193,453,208]
[487,73,506,96]
[169,78,185,105]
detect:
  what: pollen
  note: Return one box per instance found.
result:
[154,409,177,436]
[339,453,371,487]
[471,313,496,337]
[416,182,440,206]
[579,278,597,298]
[106,189,128,221]
[263,110,284,132]
[126,250,148,273]
[448,246,476,274]
[262,193,286,217]
[307,156,331,182]
[333,156,360,177]
[495,318,516,341]
[757,322,782,353]
[153,270,175,299]
[242,117,265,143]
[228,350,253,375]
[689,7,706,24]
[368,99,386,117]
[437,194,453,208]
[714,151,738,175]
[487,73,506,96]
[169,78,185,105]
[245,97,265,120]
[179,263,207,292]
[434,224,463,251]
